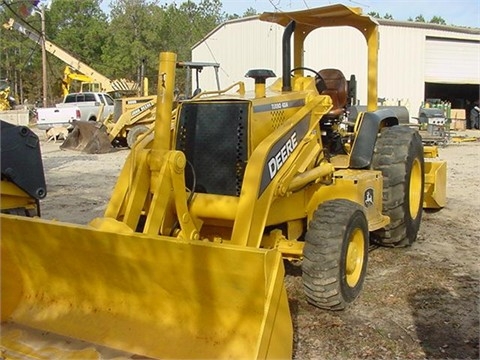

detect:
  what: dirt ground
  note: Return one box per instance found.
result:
[35,128,480,359]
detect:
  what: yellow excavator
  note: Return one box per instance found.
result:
[0,79,17,111]
[1,4,446,359]
[61,66,103,96]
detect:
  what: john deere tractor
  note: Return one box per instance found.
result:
[1,4,445,359]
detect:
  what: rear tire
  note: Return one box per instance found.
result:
[127,125,149,148]
[372,125,424,246]
[302,199,369,310]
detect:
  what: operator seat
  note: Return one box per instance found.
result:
[317,68,348,119]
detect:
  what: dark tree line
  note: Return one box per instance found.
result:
[367,11,447,25]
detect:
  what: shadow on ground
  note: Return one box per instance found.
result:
[409,276,479,359]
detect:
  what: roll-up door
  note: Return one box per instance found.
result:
[425,36,480,84]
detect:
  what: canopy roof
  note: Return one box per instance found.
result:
[260,4,380,110]
[259,4,379,35]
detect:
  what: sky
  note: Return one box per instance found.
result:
[100,0,480,28]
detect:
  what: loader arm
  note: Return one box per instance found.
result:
[231,94,333,247]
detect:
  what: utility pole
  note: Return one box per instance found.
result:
[40,6,47,107]
[33,6,47,107]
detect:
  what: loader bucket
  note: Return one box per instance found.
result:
[60,121,113,154]
[1,214,292,359]
[423,160,447,208]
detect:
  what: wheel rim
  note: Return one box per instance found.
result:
[409,157,422,219]
[345,228,365,287]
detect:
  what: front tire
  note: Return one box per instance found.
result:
[127,125,149,148]
[302,199,369,310]
[372,125,424,246]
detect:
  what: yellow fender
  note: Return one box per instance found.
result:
[423,160,447,208]
[423,146,447,208]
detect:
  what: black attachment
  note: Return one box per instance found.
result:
[1,120,47,199]
[245,69,276,84]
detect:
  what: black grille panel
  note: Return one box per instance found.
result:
[176,102,249,196]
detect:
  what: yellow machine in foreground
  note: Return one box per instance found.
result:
[1,5,446,359]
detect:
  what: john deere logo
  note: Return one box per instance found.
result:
[131,101,154,117]
[364,188,374,207]
[258,115,309,197]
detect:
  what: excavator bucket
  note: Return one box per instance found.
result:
[424,160,447,208]
[60,121,113,154]
[1,214,292,359]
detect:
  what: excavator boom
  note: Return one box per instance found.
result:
[3,18,139,96]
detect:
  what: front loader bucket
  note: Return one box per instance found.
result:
[1,214,292,359]
[423,160,447,208]
[60,121,113,154]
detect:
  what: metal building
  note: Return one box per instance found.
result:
[192,15,480,121]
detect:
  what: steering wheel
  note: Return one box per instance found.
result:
[290,67,327,93]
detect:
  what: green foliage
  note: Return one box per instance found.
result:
[429,16,446,25]
[101,0,165,84]
[367,11,393,20]
[1,1,45,103]
[408,14,446,25]
[102,0,224,94]
[244,7,258,17]
[1,0,226,102]
[367,11,381,19]
[47,0,107,63]
[46,0,108,99]
[415,14,426,22]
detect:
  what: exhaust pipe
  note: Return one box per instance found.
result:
[282,20,295,92]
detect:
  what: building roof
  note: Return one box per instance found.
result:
[192,11,480,50]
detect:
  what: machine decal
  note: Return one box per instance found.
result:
[131,101,155,117]
[364,188,374,207]
[268,132,298,179]
[253,98,305,113]
[259,115,310,197]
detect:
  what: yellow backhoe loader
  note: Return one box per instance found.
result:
[1,4,446,359]
[60,62,221,152]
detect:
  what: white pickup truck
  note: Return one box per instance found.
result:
[37,92,115,130]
